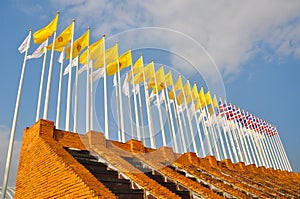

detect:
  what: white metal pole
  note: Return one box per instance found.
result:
[276,134,292,171]
[103,36,109,139]
[43,29,57,119]
[117,48,125,142]
[73,56,79,132]
[1,29,31,199]
[55,48,64,128]
[152,64,166,147]
[114,74,121,142]
[138,90,146,144]
[65,19,75,131]
[86,28,91,132]
[36,39,48,121]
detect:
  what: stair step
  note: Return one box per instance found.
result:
[92,170,119,179]
[175,190,191,199]
[101,178,131,190]
[113,189,144,199]
[64,148,90,155]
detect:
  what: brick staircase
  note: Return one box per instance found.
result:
[122,156,191,199]
[65,148,145,199]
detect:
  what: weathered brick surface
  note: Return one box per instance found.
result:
[15,119,300,199]
[15,120,116,199]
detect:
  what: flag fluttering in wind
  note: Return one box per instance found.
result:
[57,50,64,64]
[122,73,130,97]
[33,13,59,44]
[18,32,31,54]
[106,50,132,76]
[63,56,78,75]
[47,23,72,52]
[78,61,93,75]
[93,43,118,69]
[92,68,105,81]
[80,37,104,65]
[27,40,47,60]
[66,30,89,60]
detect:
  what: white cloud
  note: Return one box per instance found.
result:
[21,0,300,94]
[0,125,22,187]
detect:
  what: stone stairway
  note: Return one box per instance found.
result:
[65,148,145,199]
[122,156,192,199]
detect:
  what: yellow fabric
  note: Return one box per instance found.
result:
[148,66,165,91]
[46,23,72,52]
[176,92,184,105]
[205,91,212,105]
[106,50,132,76]
[212,94,218,108]
[174,76,183,91]
[33,13,59,44]
[131,61,155,84]
[66,30,89,60]
[169,90,175,100]
[80,37,104,64]
[93,43,118,69]
[192,83,198,100]
[209,106,213,116]
[128,56,143,81]
[183,82,190,95]
[165,71,173,87]
[199,87,206,108]
[195,99,201,110]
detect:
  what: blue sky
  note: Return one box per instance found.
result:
[0,1,300,185]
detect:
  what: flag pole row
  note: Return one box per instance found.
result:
[2,12,294,198]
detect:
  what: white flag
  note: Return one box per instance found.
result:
[177,104,186,113]
[92,68,105,82]
[18,32,31,54]
[78,60,93,75]
[148,91,155,103]
[27,40,47,60]
[58,50,64,64]
[132,84,140,94]
[63,56,78,76]
[154,92,165,106]
[122,74,130,97]
[188,103,196,119]
[113,74,117,87]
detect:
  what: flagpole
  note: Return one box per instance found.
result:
[152,62,166,147]
[86,27,91,132]
[171,96,184,153]
[273,134,286,170]
[276,134,292,171]
[211,96,228,160]
[164,76,178,153]
[269,134,282,170]
[1,29,31,199]
[43,12,59,119]
[103,35,109,139]
[73,56,79,132]
[141,57,155,148]
[55,48,65,128]
[130,61,141,140]
[125,73,134,139]
[65,19,75,131]
[114,74,121,142]
[138,89,146,144]
[235,119,252,164]
[35,39,49,121]
[261,129,276,168]
[171,78,186,153]
[185,80,199,156]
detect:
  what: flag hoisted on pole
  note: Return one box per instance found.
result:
[43,12,60,119]
[1,29,32,199]
[55,48,65,128]
[65,19,75,131]
[35,39,49,122]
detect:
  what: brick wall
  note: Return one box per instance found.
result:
[15,120,116,199]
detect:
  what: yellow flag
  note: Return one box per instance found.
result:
[93,43,118,69]
[176,92,184,105]
[199,87,206,108]
[165,71,173,87]
[209,106,213,116]
[80,37,104,64]
[47,23,72,52]
[212,94,218,108]
[144,62,155,80]
[66,30,89,60]
[205,91,212,105]
[148,66,165,92]
[192,83,199,100]
[33,13,59,44]
[133,56,143,74]
[174,76,183,91]
[128,56,143,81]
[169,90,175,100]
[183,82,190,94]
[106,50,132,76]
